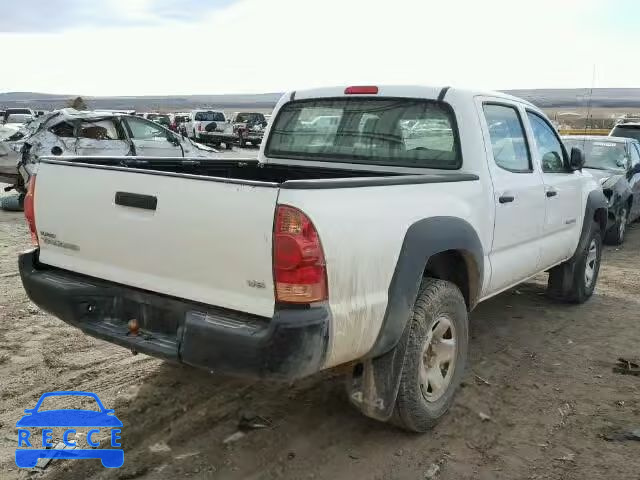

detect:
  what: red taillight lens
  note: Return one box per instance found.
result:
[197,124,203,131]
[273,205,327,303]
[24,176,38,246]
[344,85,379,95]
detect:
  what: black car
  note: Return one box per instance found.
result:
[563,135,640,244]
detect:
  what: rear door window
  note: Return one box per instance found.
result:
[78,120,122,140]
[483,104,531,172]
[266,98,461,169]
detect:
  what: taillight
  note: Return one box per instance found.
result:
[197,124,203,131]
[344,85,379,95]
[273,205,327,303]
[24,176,38,246]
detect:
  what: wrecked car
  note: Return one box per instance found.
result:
[563,135,640,245]
[0,108,219,204]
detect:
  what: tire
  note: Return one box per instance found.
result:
[548,221,602,304]
[604,206,628,245]
[0,193,24,212]
[394,278,469,432]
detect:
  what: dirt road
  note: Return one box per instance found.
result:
[1,207,639,480]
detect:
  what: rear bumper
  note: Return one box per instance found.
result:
[19,250,330,380]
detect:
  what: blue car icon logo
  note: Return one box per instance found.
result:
[16,391,123,468]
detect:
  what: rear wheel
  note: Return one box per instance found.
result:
[605,206,628,245]
[393,278,468,432]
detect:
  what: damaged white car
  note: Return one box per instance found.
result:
[0,109,219,202]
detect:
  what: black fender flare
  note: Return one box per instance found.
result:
[346,216,483,422]
[368,216,484,359]
[572,189,607,262]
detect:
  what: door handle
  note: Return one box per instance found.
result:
[546,190,558,198]
[115,192,157,211]
[499,195,515,204]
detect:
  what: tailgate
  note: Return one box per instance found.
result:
[34,161,279,317]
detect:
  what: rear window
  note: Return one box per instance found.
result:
[5,114,33,124]
[610,124,640,142]
[236,113,266,124]
[4,109,31,119]
[265,98,461,169]
[195,111,225,122]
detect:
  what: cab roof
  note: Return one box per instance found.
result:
[287,85,536,107]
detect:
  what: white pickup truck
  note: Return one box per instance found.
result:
[19,85,607,432]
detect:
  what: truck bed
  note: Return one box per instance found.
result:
[32,156,478,321]
[42,156,477,188]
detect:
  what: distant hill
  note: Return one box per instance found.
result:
[0,92,284,112]
[505,88,640,108]
[1,88,639,112]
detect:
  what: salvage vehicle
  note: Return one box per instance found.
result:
[563,135,640,244]
[3,113,34,131]
[184,110,226,141]
[2,108,35,122]
[143,113,171,128]
[170,113,190,133]
[19,85,607,432]
[151,114,171,128]
[0,109,218,202]
[231,112,268,147]
[610,116,640,142]
[198,111,268,148]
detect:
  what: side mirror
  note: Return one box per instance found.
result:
[631,163,640,175]
[569,147,585,171]
[167,134,180,146]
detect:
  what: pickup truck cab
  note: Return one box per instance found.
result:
[19,85,607,432]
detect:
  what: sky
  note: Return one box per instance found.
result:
[0,0,639,96]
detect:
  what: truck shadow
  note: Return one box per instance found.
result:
[50,277,607,479]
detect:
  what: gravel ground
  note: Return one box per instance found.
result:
[1,192,639,480]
